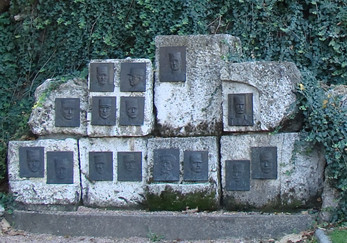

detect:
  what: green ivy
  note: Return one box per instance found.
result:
[0,0,346,220]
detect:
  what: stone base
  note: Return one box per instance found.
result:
[221,133,325,209]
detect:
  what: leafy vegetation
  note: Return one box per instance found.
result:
[0,0,346,220]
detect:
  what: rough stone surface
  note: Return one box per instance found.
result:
[326,84,347,109]
[79,137,147,208]
[5,209,315,240]
[319,180,340,222]
[28,78,88,136]
[8,139,81,206]
[87,59,153,137]
[155,34,242,136]
[221,133,325,209]
[221,62,300,132]
[147,137,220,207]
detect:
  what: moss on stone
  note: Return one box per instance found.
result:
[145,186,218,211]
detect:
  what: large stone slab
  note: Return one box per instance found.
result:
[6,210,315,240]
[155,35,242,136]
[221,133,325,209]
[87,59,154,137]
[79,137,147,208]
[28,78,88,136]
[221,62,300,132]
[146,137,220,210]
[7,139,80,208]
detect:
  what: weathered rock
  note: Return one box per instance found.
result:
[221,133,325,209]
[8,139,81,208]
[146,136,220,210]
[87,59,154,137]
[221,62,300,132]
[319,180,340,222]
[155,34,242,136]
[79,137,147,208]
[28,78,88,136]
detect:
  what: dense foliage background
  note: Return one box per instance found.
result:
[0,0,346,220]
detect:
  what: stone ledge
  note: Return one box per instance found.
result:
[5,209,315,240]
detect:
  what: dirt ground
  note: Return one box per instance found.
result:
[0,217,316,243]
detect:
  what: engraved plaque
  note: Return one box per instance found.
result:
[120,63,146,92]
[251,147,277,179]
[19,147,44,178]
[119,97,145,126]
[159,46,186,82]
[183,151,208,182]
[47,151,73,184]
[153,149,179,182]
[89,152,113,181]
[55,98,80,127]
[91,96,117,126]
[228,93,253,126]
[117,152,142,181]
[225,160,250,191]
[90,63,114,92]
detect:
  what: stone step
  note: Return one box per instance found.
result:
[5,209,315,240]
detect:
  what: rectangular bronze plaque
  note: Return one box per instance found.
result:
[89,152,113,181]
[117,152,142,181]
[228,93,253,126]
[19,147,44,178]
[153,149,179,182]
[119,97,145,126]
[183,151,208,182]
[159,46,186,82]
[251,147,277,179]
[91,96,117,126]
[47,151,73,184]
[120,63,146,92]
[55,98,80,127]
[225,160,250,191]
[90,63,115,92]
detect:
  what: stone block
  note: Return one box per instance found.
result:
[28,78,88,136]
[79,137,147,208]
[7,139,80,207]
[87,59,153,137]
[221,62,300,132]
[146,137,220,210]
[155,34,242,136]
[221,133,325,209]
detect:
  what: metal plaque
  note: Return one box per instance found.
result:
[47,151,73,184]
[153,149,179,182]
[183,151,208,182]
[91,96,117,126]
[228,93,253,126]
[251,147,277,179]
[159,46,186,82]
[55,98,80,127]
[89,152,113,181]
[120,63,146,92]
[117,152,142,181]
[19,147,44,178]
[119,97,145,126]
[90,63,114,92]
[225,160,250,191]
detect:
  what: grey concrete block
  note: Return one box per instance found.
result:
[79,137,147,208]
[221,133,325,209]
[28,78,88,136]
[87,59,154,137]
[155,34,242,136]
[6,210,315,240]
[8,139,81,206]
[146,136,220,209]
[221,62,300,132]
